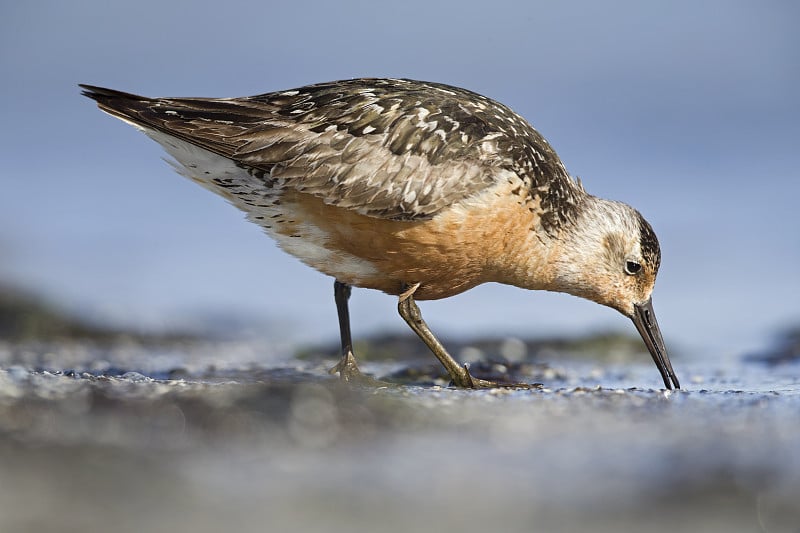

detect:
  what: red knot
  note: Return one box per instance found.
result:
[81,78,680,390]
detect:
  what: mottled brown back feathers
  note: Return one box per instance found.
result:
[81,78,583,228]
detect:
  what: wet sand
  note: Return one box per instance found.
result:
[1,339,799,533]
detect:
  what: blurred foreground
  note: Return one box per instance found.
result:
[1,289,800,533]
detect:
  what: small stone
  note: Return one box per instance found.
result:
[120,371,151,382]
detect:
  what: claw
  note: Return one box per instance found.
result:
[329,350,394,387]
[329,350,361,380]
[450,363,539,389]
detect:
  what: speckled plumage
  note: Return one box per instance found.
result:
[81,78,582,229]
[82,78,679,390]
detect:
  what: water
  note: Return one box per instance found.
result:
[0,340,799,533]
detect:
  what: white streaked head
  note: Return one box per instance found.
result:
[546,194,679,389]
[549,195,661,317]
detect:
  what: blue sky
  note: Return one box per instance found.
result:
[1,1,798,356]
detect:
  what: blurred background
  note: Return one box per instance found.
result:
[1,0,798,357]
[3,4,800,533]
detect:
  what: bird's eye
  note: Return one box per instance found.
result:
[625,260,642,275]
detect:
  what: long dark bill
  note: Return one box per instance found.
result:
[632,298,680,390]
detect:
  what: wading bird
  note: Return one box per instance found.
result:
[82,78,679,390]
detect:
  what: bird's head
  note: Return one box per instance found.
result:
[548,196,680,389]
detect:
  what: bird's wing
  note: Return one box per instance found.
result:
[81,78,571,220]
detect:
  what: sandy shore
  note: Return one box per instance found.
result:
[1,338,798,533]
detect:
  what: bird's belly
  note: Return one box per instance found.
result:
[254,186,537,300]
[244,188,485,299]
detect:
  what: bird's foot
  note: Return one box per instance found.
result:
[329,350,392,387]
[450,364,539,390]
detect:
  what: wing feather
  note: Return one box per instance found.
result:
[81,78,574,221]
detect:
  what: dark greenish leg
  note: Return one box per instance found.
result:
[329,280,386,386]
[396,283,500,389]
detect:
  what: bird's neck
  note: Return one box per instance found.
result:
[492,189,603,294]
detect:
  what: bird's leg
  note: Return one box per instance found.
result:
[329,280,387,386]
[397,283,497,388]
[329,280,362,380]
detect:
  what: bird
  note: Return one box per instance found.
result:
[81,78,680,390]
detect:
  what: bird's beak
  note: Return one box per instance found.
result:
[632,297,680,390]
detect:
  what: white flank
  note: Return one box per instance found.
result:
[114,120,379,281]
